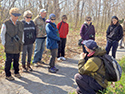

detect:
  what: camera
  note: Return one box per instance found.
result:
[13,35,20,42]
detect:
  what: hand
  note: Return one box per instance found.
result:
[80,53,87,59]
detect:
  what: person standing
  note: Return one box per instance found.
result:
[119,19,125,49]
[57,15,69,61]
[80,16,95,61]
[21,10,36,72]
[106,16,123,58]
[1,7,24,80]
[32,9,47,67]
[46,14,60,73]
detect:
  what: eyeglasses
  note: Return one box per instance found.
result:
[86,20,91,22]
[26,16,32,19]
[51,19,56,20]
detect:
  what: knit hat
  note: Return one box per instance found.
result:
[82,40,98,50]
[49,13,56,20]
[112,16,118,20]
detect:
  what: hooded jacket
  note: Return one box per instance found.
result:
[80,22,95,40]
[78,47,108,88]
[106,24,123,41]
[46,20,60,49]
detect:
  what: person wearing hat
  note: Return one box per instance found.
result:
[106,16,123,58]
[32,9,47,67]
[1,7,24,80]
[46,13,60,73]
[74,40,108,94]
[57,15,69,61]
[21,10,36,72]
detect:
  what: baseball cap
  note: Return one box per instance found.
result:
[82,40,98,50]
[12,13,21,17]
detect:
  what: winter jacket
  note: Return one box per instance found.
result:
[106,24,123,41]
[57,21,69,38]
[80,22,95,40]
[22,20,36,45]
[78,47,108,89]
[33,15,46,38]
[46,21,60,49]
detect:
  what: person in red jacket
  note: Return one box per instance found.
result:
[57,15,69,61]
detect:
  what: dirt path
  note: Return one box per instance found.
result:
[0,48,125,94]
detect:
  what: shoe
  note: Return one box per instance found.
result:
[22,64,28,72]
[120,46,124,49]
[6,76,14,81]
[53,67,59,71]
[27,63,33,71]
[61,57,66,61]
[38,61,46,65]
[48,68,57,73]
[57,57,61,61]
[15,74,21,79]
[34,63,39,67]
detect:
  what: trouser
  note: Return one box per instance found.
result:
[74,73,104,94]
[119,37,124,47]
[5,53,20,77]
[33,38,45,63]
[21,44,33,65]
[57,38,66,58]
[49,49,57,68]
[106,40,118,58]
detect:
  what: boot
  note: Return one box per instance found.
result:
[27,63,33,71]
[22,64,28,72]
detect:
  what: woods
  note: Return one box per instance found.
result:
[0,0,125,32]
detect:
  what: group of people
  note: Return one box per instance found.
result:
[0,7,69,80]
[0,7,124,94]
[74,16,123,94]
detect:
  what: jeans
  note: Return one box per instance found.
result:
[119,37,124,47]
[21,44,33,65]
[33,38,45,63]
[106,40,118,58]
[57,38,66,58]
[49,49,57,68]
[5,53,20,77]
[74,73,104,94]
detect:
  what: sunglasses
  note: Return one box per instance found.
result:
[51,19,56,20]
[86,20,91,21]
[26,16,32,19]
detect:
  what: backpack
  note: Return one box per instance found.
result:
[97,54,122,82]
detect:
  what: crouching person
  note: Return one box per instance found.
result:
[1,8,23,81]
[74,40,108,94]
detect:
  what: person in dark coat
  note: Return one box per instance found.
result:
[106,16,123,58]
[21,10,36,72]
[80,16,95,61]
[80,16,95,53]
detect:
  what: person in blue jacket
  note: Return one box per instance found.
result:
[46,14,60,73]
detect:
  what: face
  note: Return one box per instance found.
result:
[63,19,67,22]
[25,15,32,22]
[50,18,56,23]
[40,12,46,18]
[112,18,118,25]
[11,14,19,22]
[86,19,91,25]
[84,45,90,52]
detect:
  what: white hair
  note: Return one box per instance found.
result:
[23,10,33,17]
